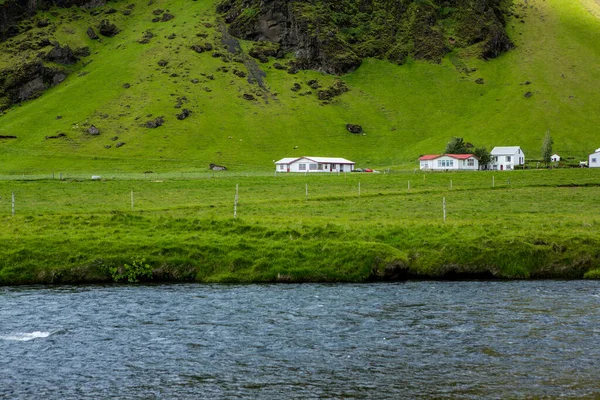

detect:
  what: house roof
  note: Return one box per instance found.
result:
[275,156,355,164]
[491,146,522,155]
[419,154,479,161]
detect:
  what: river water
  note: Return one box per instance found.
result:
[1,282,599,399]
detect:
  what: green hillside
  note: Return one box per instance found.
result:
[0,0,599,173]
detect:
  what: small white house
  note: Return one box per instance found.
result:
[589,148,600,168]
[275,156,355,173]
[490,146,525,170]
[418,154,480,170]
[550,154,561,162]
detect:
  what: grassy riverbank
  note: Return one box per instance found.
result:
[1,168,599,284]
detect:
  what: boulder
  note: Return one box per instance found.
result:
[98,20,119,37]
[176,109,191,120]
[161,13,175,22]
[138,30,154,44]
[242,93,255,101]
[87,125,100,135]
[346,124,363,134]
[43,44,78,65]
[144,116,164,128]
[209,163,227,171]
[191,43,212,53]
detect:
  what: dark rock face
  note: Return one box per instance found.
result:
[43,44,78,65]
[0,61,67,109]
[218,0,513,75]
[98,20,119,37]
[346,124,362,134]
[209,163,227,171]
[242,93,255,101]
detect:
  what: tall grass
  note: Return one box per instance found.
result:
[0,169,599,284]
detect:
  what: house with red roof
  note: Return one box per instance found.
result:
[418,154,480,171]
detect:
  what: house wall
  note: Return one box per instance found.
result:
[277,159,354,172]
[589,152,600,168]
[420,157,478,170]
[490,150,525,170]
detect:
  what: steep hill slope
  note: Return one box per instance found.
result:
[0,0,599,173]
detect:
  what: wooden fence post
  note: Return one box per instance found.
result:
[443,197,446,223]
[234,184,238,219]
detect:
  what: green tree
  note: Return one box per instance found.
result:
[541,130,553,166]
[444,137,469,154]
[473,147,491,169]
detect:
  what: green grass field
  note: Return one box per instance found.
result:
[0,0,599,172]
[1,168,599,284]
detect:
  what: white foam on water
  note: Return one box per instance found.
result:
[0,331,52,341]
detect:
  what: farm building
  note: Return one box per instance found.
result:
[275,156,355,173]
[490,146,525,170]
[551,154,561,162]
[589,149,600,168]
[418,154,480,171]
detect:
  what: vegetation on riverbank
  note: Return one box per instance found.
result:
[1,169,599,284]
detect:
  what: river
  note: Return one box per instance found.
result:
[1,282,599,398]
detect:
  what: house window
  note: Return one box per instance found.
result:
[593,158,597,163]
[299,164,306,170]
[317,164,324,170]
[309,163,318,170]
[467,159,474,166]
[449,160,454,167]
[279,165,285,170]
[507,156,511,162]
[493,156,498,162]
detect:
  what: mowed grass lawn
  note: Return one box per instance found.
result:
[0,168,599,284]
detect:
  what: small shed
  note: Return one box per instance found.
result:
[550,154,561,162]
[275,156,355,173]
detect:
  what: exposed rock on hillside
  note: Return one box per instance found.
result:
[43,44,78,65]
[217,0,513,74]
[0,61,67,110]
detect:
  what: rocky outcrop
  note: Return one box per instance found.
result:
[217,0,513,75]
[98,20,119,37]
[0,61,67,110]
[0,0,107,41]
[43,44,78,65]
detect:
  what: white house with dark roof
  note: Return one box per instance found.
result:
[490,146,525,170]
[589,149,600,168]
[275,156,355,173]
[418,154,480,170]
